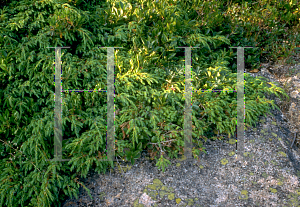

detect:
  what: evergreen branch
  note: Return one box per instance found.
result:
[0,139,41,173]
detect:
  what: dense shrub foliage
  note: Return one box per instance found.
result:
[0,0,299,206]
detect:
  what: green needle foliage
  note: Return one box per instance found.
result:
[0,0,298,206]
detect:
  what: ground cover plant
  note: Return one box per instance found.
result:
[0,0,299,206]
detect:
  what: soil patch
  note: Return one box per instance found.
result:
[62,109,300,206]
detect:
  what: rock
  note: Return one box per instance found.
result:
[249,59,300,148]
